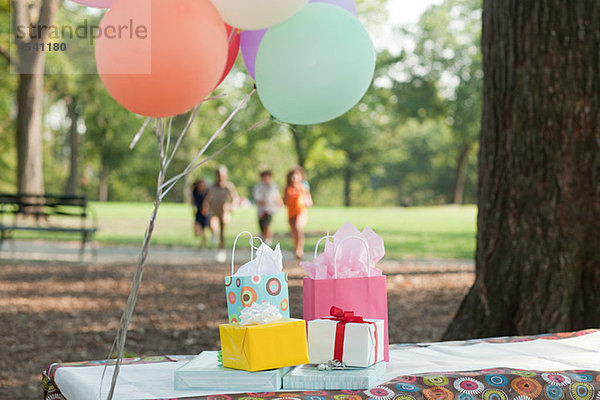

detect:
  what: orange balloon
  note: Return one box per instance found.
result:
[95,0,228,117]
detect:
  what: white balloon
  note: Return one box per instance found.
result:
[210,0,309,30]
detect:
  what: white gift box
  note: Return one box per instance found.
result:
[308,317,384,368]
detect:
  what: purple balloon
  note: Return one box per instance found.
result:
[309,0,357,15]
[240,0,356,80]
[241,29,267,80]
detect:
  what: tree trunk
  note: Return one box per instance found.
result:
[343,165,352,207]
[99,158,109,202]
[65,98,80,195]
[444,0,600,340]
[16,71,45,195]
[290,125,306,167]
[452,143,471,205]
[13,0,60,195]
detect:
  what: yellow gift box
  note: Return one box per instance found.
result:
[219,319,309,372]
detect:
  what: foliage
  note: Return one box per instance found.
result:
[0,0,17,192]
[0,0,483,208]
[390,0,482,203]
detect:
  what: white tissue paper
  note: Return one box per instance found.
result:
[234,243,283,276]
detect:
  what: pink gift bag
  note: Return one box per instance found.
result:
[302,226,389,361]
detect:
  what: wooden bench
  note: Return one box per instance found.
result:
[0,193,98,259]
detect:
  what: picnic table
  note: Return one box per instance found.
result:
[43,329,600,400]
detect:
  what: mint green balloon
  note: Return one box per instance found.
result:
[255,3,375,125]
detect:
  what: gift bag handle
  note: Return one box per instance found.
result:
[313,233,333,260]
[313,234,372,278]
[333,235,372,278]
[231,231,264,274]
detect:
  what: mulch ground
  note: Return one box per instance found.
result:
[0,259,474,399]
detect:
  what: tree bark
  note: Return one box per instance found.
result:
[65,98,80,195]
[444,0,600,340]
[99,158,109,202]
[16,72,45,195]
[452,143,471,205]
[343,164,352,207]
[290,125,306,168]
[13,0,60,195]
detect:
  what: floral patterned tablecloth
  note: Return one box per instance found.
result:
[43,329,600,400]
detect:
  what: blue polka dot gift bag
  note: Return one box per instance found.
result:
[225,231,290,323]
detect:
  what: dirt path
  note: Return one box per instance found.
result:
[0,253,474,399]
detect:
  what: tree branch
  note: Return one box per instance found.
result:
[34,0,60,44]
[0,44,12,64]
[11,0,28,43]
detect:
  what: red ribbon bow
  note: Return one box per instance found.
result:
[329,306,365,323]
[326,306,378,365]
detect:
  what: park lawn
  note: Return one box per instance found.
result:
[90,202,477,260]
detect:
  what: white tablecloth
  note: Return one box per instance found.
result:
[53,331,600,400]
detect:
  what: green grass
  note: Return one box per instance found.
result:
[88,202,476,260]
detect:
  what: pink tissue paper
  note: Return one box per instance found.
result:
[301,221,385,279]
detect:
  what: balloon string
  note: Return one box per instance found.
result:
[159,87,256,192]
[100,88,258,400]
[164,118,173,159]
[272,117,299,136]
[162,105,200,170]
[227,27,239,45]
[162,94,227,171]
[160,116,270,199]
[101,118,168,400]
[129,118,151,150]
[128,92,225,156]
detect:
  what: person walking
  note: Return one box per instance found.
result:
[283,166,313,259]
[253,170,283,245]
[191,179,209,248]
[203,167,238,262]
